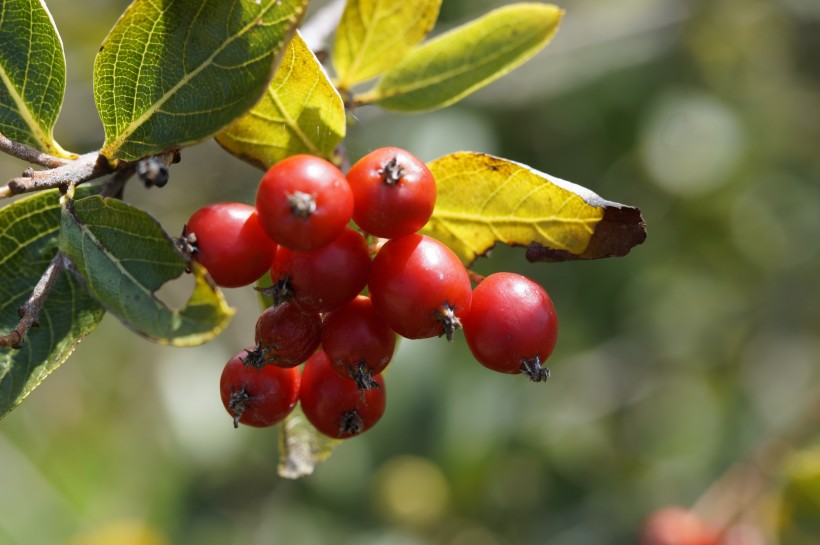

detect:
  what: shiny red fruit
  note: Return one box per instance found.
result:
[346,147,436,239]
[321,296,397,389]
[270,227,371,313]
[219,349,300,428]
[256,154,353,251]
[185,202,276,288]
[299,350,386,439]
[368,234,471,340]
[461,273,557,382]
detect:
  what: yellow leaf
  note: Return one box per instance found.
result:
[362,3,562,112]
[423,152,646,265]
[216,32,345,169]
[333,0,442,89]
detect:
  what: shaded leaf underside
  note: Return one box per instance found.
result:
[0,189,104,420]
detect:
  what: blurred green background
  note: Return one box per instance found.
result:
[1,0,819,544]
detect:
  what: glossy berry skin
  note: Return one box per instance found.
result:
[346,147,437,239]
[256,154,353,251]
[254,302,322,367]
[368,234,471,340]
[219,349,300,428]
[270,227,371,313]
[461,273,557,382]
[639,508,717,545]
[185,202,277,288]
[322,296,397,387]
[299,350,386,439]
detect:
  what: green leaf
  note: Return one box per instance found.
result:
[278,406,340,479]
[0,189,105,420]
[332,0,442,89]
[94,0,307,163]
[58,195,234,346]
[0,0,71,156]
[362,3,563,112]
[423,152,646,265]
[216,32,346,169]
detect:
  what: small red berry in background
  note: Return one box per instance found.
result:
[253,302,322,367]
[461,272,557,382]
[270,226,371,313]
[368,233,472,340]
[255,154,353,251]
[639,507,718,545]
[184,202,276,288]
[322,296,397,390]
[346,147,437,239]
[299,350,386,439]
[219,349,301,428]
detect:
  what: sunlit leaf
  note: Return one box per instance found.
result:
[362,3,563,112]
[423,152,646,265]
[278,406,340,479]
[58,195,234,346]
[94,0,307,162]
[0,189,104,420]
[333,0,442,89]
[0,0,71,156]
[216,32,345,169]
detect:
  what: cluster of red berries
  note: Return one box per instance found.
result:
[183,148,559,439]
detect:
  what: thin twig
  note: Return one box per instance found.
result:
[0,132,72,169]
[0,253,67,349]
[1,152,112,199]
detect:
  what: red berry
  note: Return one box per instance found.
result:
[219,348,300,428]
[368,234,471,340]
[185,202,276,288]
[299,350,386,439]
[270,226,371,313]
[321,296,397,389]
[639,508,717,545]
[253,302,322,367]
[346,147,437,238]
[256,154,353,251]
[461,272,557,382]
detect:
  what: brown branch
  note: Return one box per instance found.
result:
[1,152,112,199]
[0,253,67,349]
[0,132,71,169]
